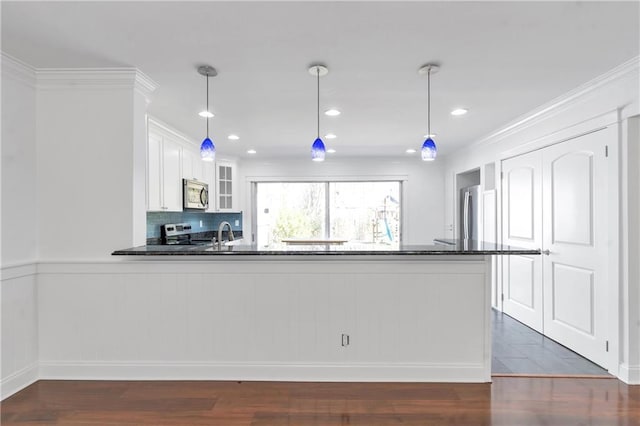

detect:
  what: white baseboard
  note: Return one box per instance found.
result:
[1,362,39,400]
[39,361,490,383]
[618,363,640,384]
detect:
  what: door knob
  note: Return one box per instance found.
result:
[543,249,551,256]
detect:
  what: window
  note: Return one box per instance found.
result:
[254,181,401,249]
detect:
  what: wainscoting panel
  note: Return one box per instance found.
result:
[36,258,491,383]
[1,263,38,399]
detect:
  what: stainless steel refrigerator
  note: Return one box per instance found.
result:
[459,185,481,240]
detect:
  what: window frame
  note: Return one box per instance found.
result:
[251,179,404,246]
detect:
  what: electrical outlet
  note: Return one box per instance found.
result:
[234,219,239,227]
[341,333,350,347]
[199,220,203,228]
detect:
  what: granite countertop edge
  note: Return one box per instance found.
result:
[112,250,540,256]
[112,241,541,256]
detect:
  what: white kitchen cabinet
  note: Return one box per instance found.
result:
[182,146,204,182]
[147,132,163,211]
[147,121,184,212]
[215,160,236,211]
[148,118,223,212]
[162,138,183,211]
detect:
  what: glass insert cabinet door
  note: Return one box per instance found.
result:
[254,181,401,249]
[218,164,233,210]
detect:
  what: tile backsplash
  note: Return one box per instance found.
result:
[147,211,243,239]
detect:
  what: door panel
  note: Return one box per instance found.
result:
[542,130,608,368]
[551,263,594,335]
[551,153,594,246]
[507,167,535,241]
[502,150,543,332]
[507,255,535,308]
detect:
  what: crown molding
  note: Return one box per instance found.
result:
[1,54,158,97]
[1,52,37,87]
[133,70,157,100]
[466,55,640,151]
[147,115,198,147]
[36,67,157,98]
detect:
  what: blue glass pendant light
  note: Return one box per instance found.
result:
[198,65,218,162]
[418,63,440,161]
[309,64,328,162]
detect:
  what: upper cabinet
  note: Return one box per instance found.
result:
[215,160,237,211]
[147,118,236,213]
[182,148,205,182]
[147,125,182,212]
[147,118,212,212]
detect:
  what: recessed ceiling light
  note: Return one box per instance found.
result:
[325,133,337,139]
[406,149,417,154]
[228,134,240,140]
[327,149,336,154]
[451,108,468,116]
[247,149,256,154]
[198,111,214,118]
[423,133,437,138]
[324,109,341,116]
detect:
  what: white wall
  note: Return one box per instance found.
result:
[1,56,37,265]
[443,57,640,382]
[0,62,156,399]
[132,91,149,248]
[1,56,39,399]
[35,70,154,261]
[238,157,446,245]
[624,115,640,382]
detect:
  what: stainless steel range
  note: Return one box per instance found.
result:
[161,223,194,245]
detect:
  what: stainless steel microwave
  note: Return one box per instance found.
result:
[183,179,209,210]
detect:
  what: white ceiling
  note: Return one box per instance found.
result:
[2,1,638,160]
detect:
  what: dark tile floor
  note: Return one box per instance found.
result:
[492,309,610,376]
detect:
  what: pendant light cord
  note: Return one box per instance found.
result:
[316,67,320,139]
[427,67,431,136]
[206,75,210,138]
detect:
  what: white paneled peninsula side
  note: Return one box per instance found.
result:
[51,241,537,383]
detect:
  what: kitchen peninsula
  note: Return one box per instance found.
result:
[108,241,539,383]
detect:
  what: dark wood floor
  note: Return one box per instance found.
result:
[2,378,639,425]
[492,310,610,376]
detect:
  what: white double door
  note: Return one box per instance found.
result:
[502,128,610,368]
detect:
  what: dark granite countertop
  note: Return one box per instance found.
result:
[112,240,541,256]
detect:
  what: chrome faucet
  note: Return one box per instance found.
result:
[217,221,234,250]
